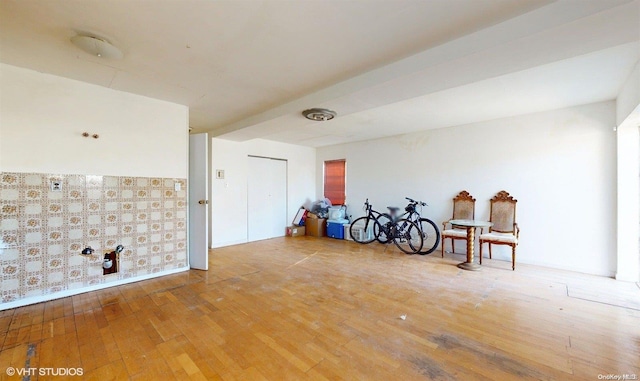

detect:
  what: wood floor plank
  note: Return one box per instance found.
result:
[1,237,638,379]
[254,332,315,373]
[83,359,130,381]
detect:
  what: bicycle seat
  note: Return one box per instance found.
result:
[387,206,400,214]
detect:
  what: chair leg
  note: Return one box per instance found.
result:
[450,238,454,253]
[479,240,483,265]
[512,245,516,271]
[489,243,492,259]
[441,237,445,257]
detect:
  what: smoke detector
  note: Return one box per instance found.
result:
[71,34,123,59]
[302,108,336,121]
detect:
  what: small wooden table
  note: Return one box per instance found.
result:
[449,219,493,271]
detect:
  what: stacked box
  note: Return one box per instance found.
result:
[305,216,327,237]
[286,226,305,237]
[292,207,307,226]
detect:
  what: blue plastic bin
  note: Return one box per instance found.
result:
[327,221,346,239]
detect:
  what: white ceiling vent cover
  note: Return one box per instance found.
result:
[302,108,337,121]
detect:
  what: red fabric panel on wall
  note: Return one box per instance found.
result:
[324,160,346,205]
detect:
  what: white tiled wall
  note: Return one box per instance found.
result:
[0,172,188,304]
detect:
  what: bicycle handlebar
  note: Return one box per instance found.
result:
[405,197,427,206]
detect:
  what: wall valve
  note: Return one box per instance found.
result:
[103,244,124,275]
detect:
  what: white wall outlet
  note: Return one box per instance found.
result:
[174,182,181,191]
[50,180,62,191]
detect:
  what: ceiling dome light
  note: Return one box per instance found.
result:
[302,108,336,121]
[71,34,123,59]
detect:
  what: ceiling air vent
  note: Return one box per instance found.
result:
[302,108,336,121]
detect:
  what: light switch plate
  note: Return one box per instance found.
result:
[216,170,225,179]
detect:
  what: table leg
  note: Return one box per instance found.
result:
[457,226,481,271]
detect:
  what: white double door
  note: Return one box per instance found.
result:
[247,156,287,242]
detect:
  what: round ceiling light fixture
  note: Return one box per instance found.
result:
[302,108,337,121]
[70,34,123,59]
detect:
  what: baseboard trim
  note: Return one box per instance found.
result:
[615,271,640,283]
[0,266,190,311]
[211,239,247,249]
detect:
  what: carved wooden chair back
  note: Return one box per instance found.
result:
[441,191,476,257]
[480,190,519,270]
[488,190,517,233]
[452,190,475,223]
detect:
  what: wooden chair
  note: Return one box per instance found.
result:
[441,191,476,257]
[479,190,519,270]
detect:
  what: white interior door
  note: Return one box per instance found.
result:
[247,156,287,242]
[188,133,209,270]
[269,159,287,238]
[247,157,271,241]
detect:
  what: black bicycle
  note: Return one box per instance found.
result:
[403,197,440,254]
[349,199,389,244]
[349,199,423,254]
[375,197,440,255]
[350,199,423,254]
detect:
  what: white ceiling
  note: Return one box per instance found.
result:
[1,0,638,147]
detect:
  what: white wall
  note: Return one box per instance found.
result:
[0,64,188,177]
[615,120,640,282]
[615,59,640,282]
[210,138,315,248]
[0,64,189,309]
[616,60,640,126]
[317,101,617,276]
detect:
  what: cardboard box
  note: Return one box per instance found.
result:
[286,226,306,237]
[292,207,308,226]
[305,217,326,237]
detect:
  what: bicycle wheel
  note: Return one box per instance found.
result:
[392,218,423,254]
[374,213,392,243]
[416,218,440,255]
[349,216,376,244]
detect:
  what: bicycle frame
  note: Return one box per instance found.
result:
[362,199,385,224]
[350,199,388,243]
[403,197,440,254]
[351,198,426,253]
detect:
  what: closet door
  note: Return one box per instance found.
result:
[267,158,287,239]
[247,156,287,242]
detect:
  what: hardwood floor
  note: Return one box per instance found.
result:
[1,236,639,380]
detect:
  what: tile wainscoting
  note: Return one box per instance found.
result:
[0,172,188,306]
